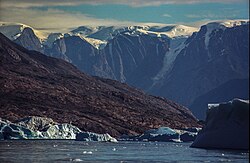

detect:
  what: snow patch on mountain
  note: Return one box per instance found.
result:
[203,19,249,60]
[82,37,107,49]
[160,25,199,38]
[216,19,249,28]
[124,25,198,39]
[152,37,187,85]
[70,26,97,36]
[44,33,64,47]
[204,19,249,50]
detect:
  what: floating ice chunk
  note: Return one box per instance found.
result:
[76,132,118,142]
[83,151,93,154]
[191,98,249,150]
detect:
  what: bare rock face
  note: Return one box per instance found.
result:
[14,27,43,53]
[0,33,200,137]
[191,99,249,150]
[152,23,249,113]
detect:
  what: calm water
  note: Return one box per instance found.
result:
[0,140,248,163]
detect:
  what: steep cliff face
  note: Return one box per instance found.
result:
[48,36,115,79]
[14,27,43,53]
[49,33,169,88]
[103,33,169,86]
[0,33,200,137]
[151,23,249,108]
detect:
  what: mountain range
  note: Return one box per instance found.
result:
[0,20,249,119]
[0,33,199,137]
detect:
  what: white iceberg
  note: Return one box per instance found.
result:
[0,116,116,141]
[76,132,117,142]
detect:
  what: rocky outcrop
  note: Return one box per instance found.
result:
[0,33,200,137]
[191,99,249,150]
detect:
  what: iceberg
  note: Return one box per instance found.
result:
[137,127,180,142]
[119,127,201,142]
[191,98,249,150]
[180,132,197,142]
[0,118,37,139]
[0,116,116,141]
[76,132,117,142]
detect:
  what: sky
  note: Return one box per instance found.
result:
[0,0,249,32]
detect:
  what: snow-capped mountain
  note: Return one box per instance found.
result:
[0,22,48,42]
[0,22,49,53]
[0,22,198,52]
[147,24,198,38]
[0,20,248,120]
[44,33,64,48]
[150,20,249,119]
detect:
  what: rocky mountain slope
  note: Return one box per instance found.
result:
[1,20,248,119]
[0,33,200,137]
[151,21,249,110]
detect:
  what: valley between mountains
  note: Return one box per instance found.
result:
[0,19,248,122]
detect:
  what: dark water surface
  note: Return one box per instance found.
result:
[0,140,248,162]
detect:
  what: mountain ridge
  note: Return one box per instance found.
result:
[1,19,248,119]
[0,32,200,137]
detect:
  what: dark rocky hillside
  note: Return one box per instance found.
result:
[0,33,200,137]
[190,78,249,120]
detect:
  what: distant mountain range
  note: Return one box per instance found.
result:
[0,20,249,119]
[0,33,199,137]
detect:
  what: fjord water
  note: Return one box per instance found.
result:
[0,140,248,162]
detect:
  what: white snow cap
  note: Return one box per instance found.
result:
[0,22,49,42]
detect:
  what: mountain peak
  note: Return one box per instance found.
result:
[0,22,48,42]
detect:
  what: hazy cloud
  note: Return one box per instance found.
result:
[0,0,247,8]
[0,8,136,32]
[0,0,247,31]
[186,12,239,19]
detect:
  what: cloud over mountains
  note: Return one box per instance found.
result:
[1,0,247,8]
